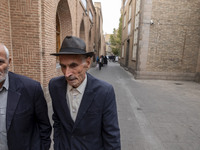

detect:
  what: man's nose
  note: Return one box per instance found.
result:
[65,67,73,77]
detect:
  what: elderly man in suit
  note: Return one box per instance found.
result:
[0,43,52,150]
[49,36,121,150]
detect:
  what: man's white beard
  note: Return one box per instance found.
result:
[0,68,8,83]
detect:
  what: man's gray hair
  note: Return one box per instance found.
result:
[3,45,9,59]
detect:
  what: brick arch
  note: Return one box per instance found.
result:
[57,0,72,42]
[79,20,85,42]
[89,30,92,51]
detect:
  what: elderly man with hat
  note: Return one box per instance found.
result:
[49,36,121,150]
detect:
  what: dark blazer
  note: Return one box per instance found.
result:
[49,73,121,150]
[6,72,52,150]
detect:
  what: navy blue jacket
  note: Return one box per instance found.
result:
[6,72,52,150]
[49,73,121,150]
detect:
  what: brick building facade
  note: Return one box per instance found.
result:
[120,0,200,82]
[0,0,104,99]
[94,2,106,56]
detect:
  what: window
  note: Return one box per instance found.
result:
[81,0,87,11]
[128,22,131,35]
[128,2,132,21]
[134,30,138,44]
[135,14,139,29]
[136,0,141,14]
[132,0,141,60]
[123,13,126,28]
[132,29,138,60]
[132,45,137,60]
[89,10,93,22]
[124,0,128,7]
[122,45,125,57]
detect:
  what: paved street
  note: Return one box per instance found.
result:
[48,62,200,150]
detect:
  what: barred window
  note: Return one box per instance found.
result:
[81,0,87,11]
[89,10,93,22]
[122,45,125,57]
[123,13,126,27]
[124,0,128,7]
[128,2,132,21]
[128,22,131,35]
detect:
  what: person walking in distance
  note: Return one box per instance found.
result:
[99,55,104,70]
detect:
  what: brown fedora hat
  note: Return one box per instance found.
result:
[51,36,94,57]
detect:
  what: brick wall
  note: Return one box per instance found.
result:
[42,0,73,90]
[0,0,103,100]
[9,0,42,82]
[94,4,100,56]
[42,0,98,98]
[88,0,96,53]
[57,0,73,41]
[120,0,137,70]
[146,0,200,73]
[0,0,13,70]
[94,2,105,56]
[121,0,200,81]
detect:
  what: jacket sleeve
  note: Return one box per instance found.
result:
[34,83,52,150]
[49,80,61,150]
[102,86,121,150]
[52,107,61,150]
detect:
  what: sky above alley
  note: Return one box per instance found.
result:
[93,0,122,34]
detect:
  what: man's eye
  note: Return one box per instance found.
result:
[0,60,5,64]
[60,64,66,69]
[70,63,78,68]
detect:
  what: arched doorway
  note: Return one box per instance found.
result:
[56,13,60,56]
[56,0,72,42]
[79,20,85,42]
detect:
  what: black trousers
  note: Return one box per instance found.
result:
[99,63,102,70]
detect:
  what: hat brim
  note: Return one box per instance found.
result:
[51,51,94,57]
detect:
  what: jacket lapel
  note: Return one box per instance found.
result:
[56,77,74,126]
[73,74,95,130]
[6,72,21,131]
[57,86,74,126]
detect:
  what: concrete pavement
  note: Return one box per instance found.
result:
[88,62,200,150]
[48,62,200,150]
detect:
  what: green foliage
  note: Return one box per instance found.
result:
[110,15,122,56]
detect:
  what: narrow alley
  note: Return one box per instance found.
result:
[88,62,200,150]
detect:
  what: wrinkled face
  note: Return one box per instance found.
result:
[0,46,10,87]
[59,55,91,88]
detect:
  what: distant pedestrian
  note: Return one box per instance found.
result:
[99,55,104,70]
[109,55,115,62]
[115,56,119,62]
[96,56,99,63]
[104,55,108,65]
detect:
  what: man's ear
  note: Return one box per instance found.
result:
[9,58,11,64]
[84,57,92,69]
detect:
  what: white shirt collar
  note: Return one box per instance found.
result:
[0,74,9,91]
[67,74,87,94]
